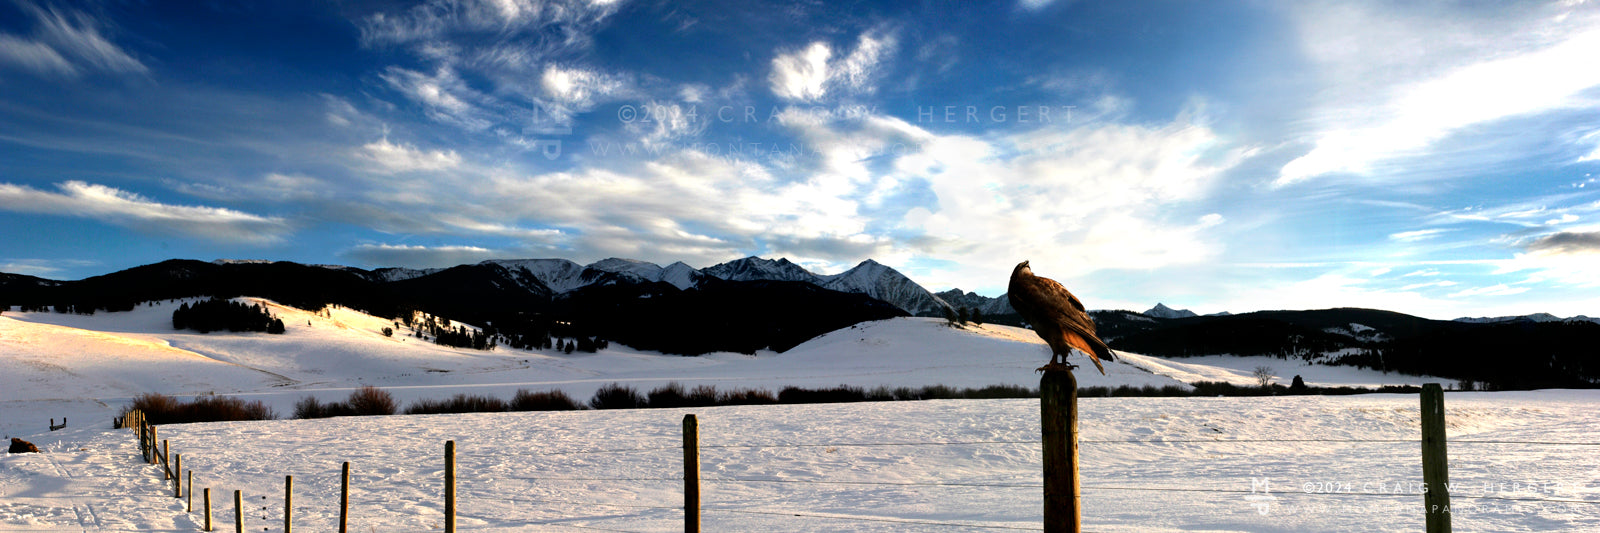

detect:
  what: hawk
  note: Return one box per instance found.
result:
[1008,260,1114,374]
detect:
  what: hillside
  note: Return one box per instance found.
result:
[1095,307,1600,389]
[1,301,1449,439]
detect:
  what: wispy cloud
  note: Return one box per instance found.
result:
[0,258,96,278]
[1278,3,1600,185]
[1388,228,1449,242]
[0,181,288,243]
[359,0,625,48]
[358,139,462,173]
[769,29,898,102]
[341,243,497,268]
[0,3,147,78]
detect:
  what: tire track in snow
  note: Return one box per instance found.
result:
[41,448,102,531]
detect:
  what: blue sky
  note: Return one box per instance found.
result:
[2,0,1599,319]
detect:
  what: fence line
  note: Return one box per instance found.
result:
[114,396,1600,533]
[700,507,1045,531]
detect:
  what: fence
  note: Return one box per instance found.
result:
[116,384,1600,533]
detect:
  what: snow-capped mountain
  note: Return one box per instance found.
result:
[585,258,707,290]
[485,259,590,292]
[1144,303,1198,319]
[819,260,952,316]
[659,261,701,290]
[370,267,442,283]
[1454,313,1600,325]
[933,288,1015,316]
[700,256,822,284]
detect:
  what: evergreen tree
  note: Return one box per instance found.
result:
[971,308,984,325]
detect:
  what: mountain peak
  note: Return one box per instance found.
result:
[1144,303,1198,319]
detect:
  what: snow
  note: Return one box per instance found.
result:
[2,303,1454,440]
[4,301,1593,531]
[484,259,588,293]
[658,262,700,290]
[8,393,1600,532]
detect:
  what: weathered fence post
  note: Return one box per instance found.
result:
[173,454,182,497]
[162,439,170,477]
[149,426,158,465]
[1042,368,1081,533]
[445,441,455,533]
[1421,383,1452,533]
[202,488,211,531]
[233,489,242,533]
[284,475,293,533]
[684,413,700,533]
[187,470,193,511]
[340,461,350,533]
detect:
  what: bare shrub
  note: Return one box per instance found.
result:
[510,389,582,411]
[588,383,646,410]
[646,382,687,409]
[346,386,397,416]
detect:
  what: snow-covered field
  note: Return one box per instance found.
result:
[0,299,1447,439]
[7,299,1582,532]
[7,392,1599,532]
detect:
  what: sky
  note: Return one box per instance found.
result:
[1,0,1599,320]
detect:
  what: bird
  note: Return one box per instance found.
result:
[1008,260,1114,375]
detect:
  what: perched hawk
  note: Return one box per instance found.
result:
[1008,260,1114,374]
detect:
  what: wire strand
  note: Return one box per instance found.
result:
[701,507,1043,531]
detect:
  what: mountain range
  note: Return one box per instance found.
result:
[4,256,1597,389]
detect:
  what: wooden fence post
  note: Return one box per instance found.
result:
[187,470,194,511]
[149,427,158,465]
[284,475,293,533]
[684,414,700,533]
[1421,383,1452,533]
[203,488,211,532]
[162,440,170,479]
[173,454,182,497]
[1042,368,1081,533]
[445,441,455,533]
[340,461,350,533]
[233,490,242,533]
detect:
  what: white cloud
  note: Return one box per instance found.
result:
[0,33,76,76]
[360,0,625,47]
[769,30,898,102]
[0,181,288,243]
[380,67,495,131]
[0,258,96,278]
[769,42,832,101]
[1448,284,1531,298]
[343,244,496,268]
[540,65,628,109]
[359,139,462,173]
[0,4,146,78]
[1278,4,1600,185]
[1389,228,1448,242]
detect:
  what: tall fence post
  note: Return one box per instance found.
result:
[149,427,158,465]
[202,488,211,532]
[284,475,293,533]
[1042,368,1081,533]
[187,470,194,511]
[1421,383,1452,533]
[684,413,700,533]
[173,454,182,497]
[444,441,455,533]
[162,440,170,478]
[340,461,351,533]
[233,490,242,533]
